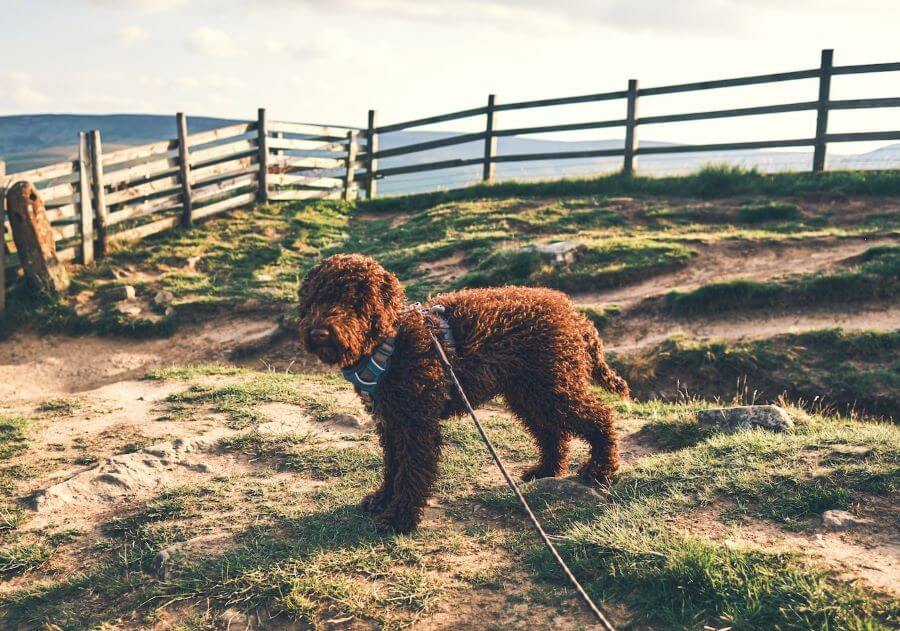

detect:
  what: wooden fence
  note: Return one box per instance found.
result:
[358,49,900,195]
[1,49,898,314]
[1,110,363,312]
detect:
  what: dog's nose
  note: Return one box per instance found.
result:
[309,328,330,344]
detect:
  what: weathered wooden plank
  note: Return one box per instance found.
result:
[637,138,815,155]
[108,192,183,226]
[639,68,820,96]
[270,174,342,189]
[187,122,255,147]
[192,173,258,202]
[813,49,834,172]
[268,189,341,202]
[828,97,900,110]
[268,120,355,139]
[483,95,497,183]
[269,156,343,171]
[638,101,818,125]
[366,110,378,199]
[90,130,109,257]
[257,108,269,203]
[109,214,180,245]
[176,113,193,227]
[78,132,93,265]
[106,175,181,206]
[373,131,486,159]
[267,137,346,153]
[494,120,626,137]
[4,161,76,185]
[35,181,76,203]
[46,204,78,223]
[193,191,256,220]
[623,79,639,175]
[104,156,180,188]
[365,156,484,178]
[376,105,488,134]
[193,156,257,184]
[825,131,900,143]
[495,90,628,112]
[103,139,178,167]
[343,130,358,201]
[832,61,900,75]
[189,139,257,167]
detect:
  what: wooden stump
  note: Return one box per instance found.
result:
[5,181,70,293]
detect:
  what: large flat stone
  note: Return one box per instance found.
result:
[697,405,794,433]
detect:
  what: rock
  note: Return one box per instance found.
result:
[325,412,368,429]
[164,306,176,318]
[99,284,136,302]
[153,549,173,579]
[524,477,603,505]
[524,241,586,266]
[151,290,174,312]
[115,301,143,317]
[828,445,872,458]
[821,509,869,531]
[696,405,794,433]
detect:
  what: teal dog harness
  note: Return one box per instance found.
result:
[341,303,456,410]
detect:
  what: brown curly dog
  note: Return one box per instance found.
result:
[297,253,629,533]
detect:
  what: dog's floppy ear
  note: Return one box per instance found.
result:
[371,267,405,337]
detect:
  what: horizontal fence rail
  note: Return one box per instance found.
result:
[1,49,898,313]
[359,49,899,190]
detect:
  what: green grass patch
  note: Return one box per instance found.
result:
[666,244,900,314]
[612,329,900,421]
[737,201,802,224]
[0,415,31,460]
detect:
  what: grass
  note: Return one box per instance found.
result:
[0,415,31,460]
[1,364,898,629]
[611,328,900,421]
[666,244,900,315]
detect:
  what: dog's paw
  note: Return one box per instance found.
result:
[577,462,615,489]
[374,508,419,535]
[360,490,388,513]
[521,464,558,482]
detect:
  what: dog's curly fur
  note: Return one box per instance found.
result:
[298,253,629,533]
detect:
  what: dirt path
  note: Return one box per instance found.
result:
[573,235,898,310]
[606,303,900,352]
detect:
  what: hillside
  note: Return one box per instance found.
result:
[0,171,898,629]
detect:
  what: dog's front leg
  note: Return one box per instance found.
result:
[375,414,441,534]
[361,419,396,513]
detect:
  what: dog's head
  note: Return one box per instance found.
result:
[297,254,405,367]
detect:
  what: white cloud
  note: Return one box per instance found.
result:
[6,73,50,107]
[187,26,245,58]
[117,25,148,46]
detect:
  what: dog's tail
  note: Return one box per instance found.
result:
[581,320,630,399]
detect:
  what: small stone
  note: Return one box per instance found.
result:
[115,301,143,317]
[164,306,176,318]
[151,290,174,312]
[697,405,794,433]
[821,509,868,531]
[525,477,603,505]
[325,412,368,429]
[153,549,172,579]
[524,241,586,266]
[99,284,136,302]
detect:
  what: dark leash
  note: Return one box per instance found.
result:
[428,332,617,631]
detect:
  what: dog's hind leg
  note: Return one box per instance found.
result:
[507,391,571,480]
[558,392,619,483]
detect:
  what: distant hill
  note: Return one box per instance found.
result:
[2,114,897,194]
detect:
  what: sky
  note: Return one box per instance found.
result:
[2,0,898,151]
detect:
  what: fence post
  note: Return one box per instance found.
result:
[257,108,269,203]
[0,160,5,315]
[365,110,378,200]
[176,112,194,227]
[77,132,94,265]
[623,79,639,176]
[343,130,358,201]
[89,130,108,258]
[812,49,834,173]
[483,94,497,183]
